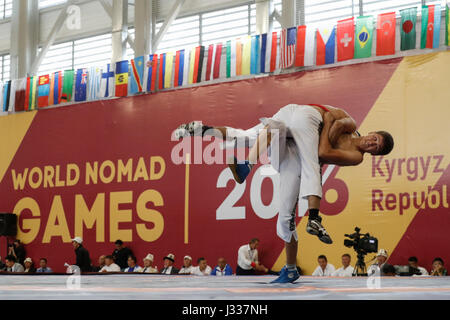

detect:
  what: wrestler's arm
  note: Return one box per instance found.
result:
[319,113,363,166]
[328,110,357,146]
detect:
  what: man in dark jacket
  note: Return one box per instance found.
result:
[160,254,179,274]
[112,240,134,270]
[72,237,92,272]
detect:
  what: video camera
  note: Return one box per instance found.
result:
[344,227,378,254]
[394,265,422,276]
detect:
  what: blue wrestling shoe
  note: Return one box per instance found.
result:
[228,156,252,184]
[270,266,300,284]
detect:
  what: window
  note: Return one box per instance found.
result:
[306,0,357,26]
[156,15,200,53]
[362,0,421,17]
[0,0,12,19]
[0,54,10,81]
[38,41,74,75]
[73,33,112,70]
[39,0,67,9]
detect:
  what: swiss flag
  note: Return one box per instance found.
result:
[376,12,396,56]
[337,17,355,61]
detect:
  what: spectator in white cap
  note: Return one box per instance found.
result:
[160,253,179,274]
[23,257,36,273]
[191,257,212,276]
[99,255,121,272]
[179,256,194,274]
[368,249,388,276]
[72,237,92,272]
[142,254,158,273]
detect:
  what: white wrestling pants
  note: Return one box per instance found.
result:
[224,104,323,242]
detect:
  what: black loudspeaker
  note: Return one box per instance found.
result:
[0,213,17,236]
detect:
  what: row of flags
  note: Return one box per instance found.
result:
[1,4,449,113]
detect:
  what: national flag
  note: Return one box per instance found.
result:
[242,36,252,75]
[236,38,243,75]
[182,49,190,86]
[2,80,10,112]
[145,54,158,92]
[226,41,232,78]
[115,60,129,97]
[25,76,35,110]
[260,34,267,73]
[130,56,145,94]
[446,4,450,46]
[75,68,88,102]
[295,25,315,67]
[49,73,55,106]
[37,75,50,108]
[7,80,17,112]
[280,27,297,69]
[337,17,355,62]
[88,67,101,101]
[355,16,374,58]
[159,53,165,89]
[14,78,27,112]
[316,25,336,65]
[196,46,205,83]
[99,64,115,98]
[206,44,214,81]
[61,70,74,102]
[52,71,63,105]
[173,50,185,87]
[421,4,441,49]
[164,52,174,89]
[213,43,223,80]
[400,8,417,51]
[376,12,396,56]
[250,35,260,74]
[0,81,3,113]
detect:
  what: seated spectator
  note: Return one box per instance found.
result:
[92,255,106,272]
[99,255,121,272]
[236,238,273,275]
[0,255,6,271]
[178,256,194,274]
[211,257,233,276]
[8,240,26,267]
[124,255,142,272]
[430,257,447,276]
[36,258,53,273]
[23,258,36,273]
[367,249,388,276]
[332,254,354,277]
[112,240,134,271]
[160,254,179,275]
[142,254,158,273]
[5,255,24,272]
[408,256,429,276]
[191,257,212,276]
[312,255,335,276]
[382,264,397,276]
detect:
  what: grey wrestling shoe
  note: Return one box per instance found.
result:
[174,121,204,139]
[306,216,333,244]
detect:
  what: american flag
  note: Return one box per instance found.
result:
[280,27,297,69]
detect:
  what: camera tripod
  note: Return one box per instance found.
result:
[352,251,368,276]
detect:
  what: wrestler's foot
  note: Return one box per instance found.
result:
[174,121,204,139]
[306,216,333,244]
[228,156,252,184]
[270,266,299,283]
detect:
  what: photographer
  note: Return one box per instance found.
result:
[408,256,429,276]
[367,249,388,276]
[8,240,26,267]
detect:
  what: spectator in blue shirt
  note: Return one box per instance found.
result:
[36,258,53,273]
[211,257,233,276]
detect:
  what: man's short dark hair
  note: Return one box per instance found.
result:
[105,255,114,260]
[197,257,206,264]
[318,255,327,261]
[5,255,16,262]
[40,258,47,263]
[250,238,259,244]
[128,255,137,263]
[408,256,418,263]
[433,257,444,265]
[115,240,123,245]
[342,254,351,259]
[382,263,396,275]
[376,131,394,156]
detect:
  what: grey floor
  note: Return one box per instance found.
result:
[1,274,450,300]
